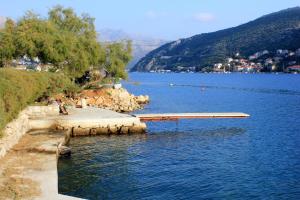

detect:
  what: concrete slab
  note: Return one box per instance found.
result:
[58,107,142,128]
[29,107,144,130]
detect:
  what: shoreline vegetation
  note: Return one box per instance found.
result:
[0,68,73,136]
[0,5,132,79]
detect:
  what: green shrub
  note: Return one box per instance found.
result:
[0,68,73,136]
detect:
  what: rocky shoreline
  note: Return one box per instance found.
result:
[55,87,149,113]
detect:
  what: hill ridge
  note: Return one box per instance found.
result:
[132,7,300,72]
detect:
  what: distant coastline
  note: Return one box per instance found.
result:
[132,7,300,73]
[133,70,299,74]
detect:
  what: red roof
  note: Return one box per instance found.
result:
[288,65,300,69]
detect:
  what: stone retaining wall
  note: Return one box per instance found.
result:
[72,123,147,136]
[26,105,59,118]
[0,105,59,158]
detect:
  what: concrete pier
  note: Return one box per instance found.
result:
[29,107,147,136]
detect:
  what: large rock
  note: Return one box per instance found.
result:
[64,88,150,113]
[135,95,150,104]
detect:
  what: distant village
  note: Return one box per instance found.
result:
[211,48,300,73]
[12,55,53,72]
[149,48,300,74]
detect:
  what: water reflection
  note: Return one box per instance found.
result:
[151,126,244,135]
[58,127,246,199]
[58,134,147,198]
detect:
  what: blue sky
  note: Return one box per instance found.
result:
[0,0,299,40]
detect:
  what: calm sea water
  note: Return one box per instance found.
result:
[58,73,300,200]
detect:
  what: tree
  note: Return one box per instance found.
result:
[104,40,132,80]
[14,12,63,64]
[0,19,16,67]
[0,6,132,80]
[48,6,103,78]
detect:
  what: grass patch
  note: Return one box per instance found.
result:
[0,68,74,136]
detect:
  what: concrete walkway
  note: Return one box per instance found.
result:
[0,130,82,200]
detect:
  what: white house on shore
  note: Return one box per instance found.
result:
[287,65,300,73]
[12,55,46,71]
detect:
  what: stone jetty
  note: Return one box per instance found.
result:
[29,107,147,136]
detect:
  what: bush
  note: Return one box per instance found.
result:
[0,68,73,136]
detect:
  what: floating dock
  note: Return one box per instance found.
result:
[135,112,250,122]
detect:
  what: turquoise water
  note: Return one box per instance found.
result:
[58,73,300,199]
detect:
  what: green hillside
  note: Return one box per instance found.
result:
[132,7,300,72]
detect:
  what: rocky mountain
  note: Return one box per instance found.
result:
[98,29,167,69]
[132,7,300,72]
[98,29,130,42]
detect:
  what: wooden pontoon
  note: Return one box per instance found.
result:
[134,112,250,122]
